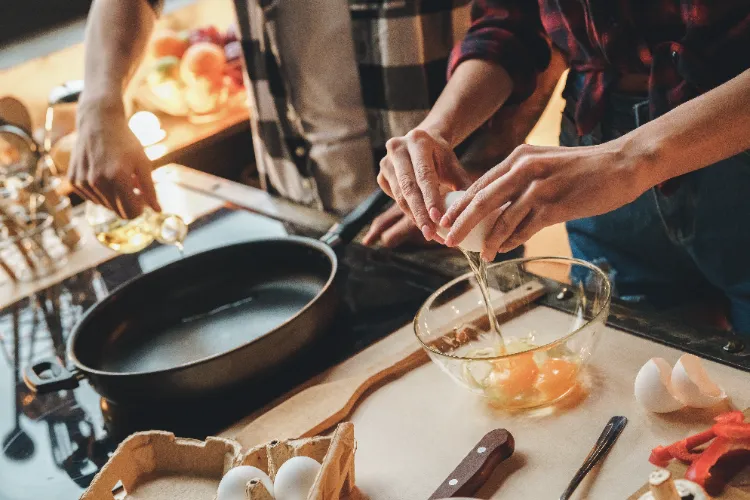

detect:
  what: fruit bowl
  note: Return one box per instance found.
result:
[414,257,611,409]
[135,24,246,120]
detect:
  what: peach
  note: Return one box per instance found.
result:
[180,42,226,86]
[151,30,189,59]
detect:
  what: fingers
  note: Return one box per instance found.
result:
[441,153,473,192]
[113,185,145,219]
[133,163,161,212]
[406,130,441,224]
[444,170,523,248]
[480,192,533,261]
[380,216,419,248]
[386,138,434,240]
[362,204,402,246]
[440,162,512,230]
[70,152,106,208]
[497,212,540,254]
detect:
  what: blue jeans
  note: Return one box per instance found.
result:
[561,76,750,336]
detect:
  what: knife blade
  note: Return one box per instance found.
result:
[428,428,515,499]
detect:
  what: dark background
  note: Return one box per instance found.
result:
[1,1,93,46]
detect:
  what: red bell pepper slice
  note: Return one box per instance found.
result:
[713,422,750,439]
[650,411,750,481]
[649,428,717,466]
[684,436,750,487]
[715,411,745,424]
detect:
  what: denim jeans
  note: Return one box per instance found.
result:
[561,74,750,336]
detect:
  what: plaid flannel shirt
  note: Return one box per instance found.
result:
[233,0,472,212]
[450,0,750,137]
[146,0,472,212]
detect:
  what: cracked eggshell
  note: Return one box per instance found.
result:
[634,358,685,413]
[671,354,726,408]
[436,191,498,253]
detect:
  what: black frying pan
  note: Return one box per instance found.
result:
[25,190,391,403]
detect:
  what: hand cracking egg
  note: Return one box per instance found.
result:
[436,191,502,253]
[634,355,726,413]
[217,465,274,500]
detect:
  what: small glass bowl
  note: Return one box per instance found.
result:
[0,212,68,282]
[414,257,611,410]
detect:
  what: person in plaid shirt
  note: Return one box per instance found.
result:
[70,0,541,249]
[379,1,750,334]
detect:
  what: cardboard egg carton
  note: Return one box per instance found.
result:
[80,423,356,500]
[241,422,356,499]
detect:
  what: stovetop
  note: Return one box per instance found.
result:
[0,207,450,500]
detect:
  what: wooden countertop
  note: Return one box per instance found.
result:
[142,105,250,168]
[224,293,750,499]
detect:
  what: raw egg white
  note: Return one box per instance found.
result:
[273,456,321,500]
[436,191,500,253]
[671,354,726,408]
[217,465,274,500]
[634,358,684,413]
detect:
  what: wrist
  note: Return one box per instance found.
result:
[608,132,663,194]
[417,118,456,148]
[77,91,125,120]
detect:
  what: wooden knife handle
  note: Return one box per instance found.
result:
[428,429,515,499]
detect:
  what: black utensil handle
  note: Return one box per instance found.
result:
[24,358,83,393]
[559,416,628,500]
[428,429,515,499]
[320,190,392,248]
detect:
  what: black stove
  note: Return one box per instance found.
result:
[0,207,451,500]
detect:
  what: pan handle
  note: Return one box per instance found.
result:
[320,190,392,248]
[24,358,83,393]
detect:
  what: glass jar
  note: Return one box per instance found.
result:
[85,202,188,254]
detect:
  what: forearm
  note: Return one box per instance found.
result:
[620,69,750,190]
[80,0,156,107]
[419,59,514,148]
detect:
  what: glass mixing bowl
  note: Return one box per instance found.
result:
[414,257,611,409]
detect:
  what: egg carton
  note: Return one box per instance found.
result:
[79,423,356,500]
[240,422,356,499]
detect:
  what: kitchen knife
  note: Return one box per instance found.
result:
[428,429,515,499]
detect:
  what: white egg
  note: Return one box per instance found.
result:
[217,465,274,500]
[273,456,321,500]
[671,354,726,408]
[634,358,685,413]
[435,191,500,253]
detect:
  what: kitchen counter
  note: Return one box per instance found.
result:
[1,166,748,499]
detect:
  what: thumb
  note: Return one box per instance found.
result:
[442,155,472,191]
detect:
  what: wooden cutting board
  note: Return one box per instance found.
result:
[627,462,750,499]
[627,409,750,499]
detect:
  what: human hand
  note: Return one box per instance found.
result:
[441,142,647,260]
[361,203,444,248]
[377,128,471,241]
[69,96,160,219]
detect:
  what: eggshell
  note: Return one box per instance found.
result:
[671,354,726,408]
[273,456,321,500]
[436,191,499,253]
[634,358,684,413]
[217,465,274,500]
